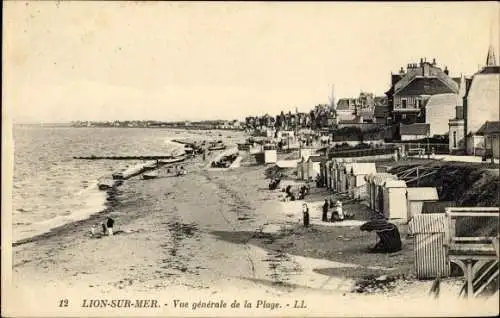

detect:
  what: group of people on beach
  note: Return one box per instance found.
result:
[90,217,115,237]
[165,165,187,176]
[284,184,310,201]
[300,198,355,228]
[322,198,350,222]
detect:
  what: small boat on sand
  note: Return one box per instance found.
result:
[142,173,158,180]
[208,140,226,151]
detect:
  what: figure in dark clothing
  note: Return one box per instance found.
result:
[106,217,115,236]
[302,203,310,227]
[360,219,402,253]
[322,199,329,222]
[369,225,402,253]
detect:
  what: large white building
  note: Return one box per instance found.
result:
[449,46,500,155]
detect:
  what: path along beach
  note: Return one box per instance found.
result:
[9,133,498,317]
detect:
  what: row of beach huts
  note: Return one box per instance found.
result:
[294,149,439,224]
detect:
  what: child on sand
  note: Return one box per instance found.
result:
[302,203,310,228]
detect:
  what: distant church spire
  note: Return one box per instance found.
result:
[486,45,497,66]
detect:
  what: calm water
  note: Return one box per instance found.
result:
[11,126,203,243]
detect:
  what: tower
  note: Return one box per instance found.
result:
[329,84,336,112]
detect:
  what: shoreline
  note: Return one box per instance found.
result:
[10,136,499,314]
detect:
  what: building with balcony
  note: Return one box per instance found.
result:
[386,58,462,140]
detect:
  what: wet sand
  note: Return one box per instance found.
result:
[9,147,499,316]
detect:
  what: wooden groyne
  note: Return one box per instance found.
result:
[74,155,176,160]
[97,155,188,189]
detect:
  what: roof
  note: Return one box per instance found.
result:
[394,63,459,95]
[336,98,355,110]
[350,163,377,176]
[408,213,447,234]
[396,77,458,96]
[384,180,407,188]
[478,66,500,75]
[308,155,325,163]
[476,121,500,135]
[342,163,354,173]
[422,201,456,214]
[406,187,439,201]
[399,123,430,136]
[368,173,398,185]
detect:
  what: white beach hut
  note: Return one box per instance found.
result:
[310,155,325,181]
[406,187,439,220]
[263,144,277,164]
[382,179,408,220]
[347,162,377,199]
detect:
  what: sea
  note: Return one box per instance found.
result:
[11,125,234,243]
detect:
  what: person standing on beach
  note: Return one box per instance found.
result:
[106,217,115,236]
[322,199,329,222]
[302,203,310,228]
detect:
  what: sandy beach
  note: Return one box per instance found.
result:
[8,138,498,317]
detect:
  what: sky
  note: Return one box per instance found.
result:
[3,1,499,123]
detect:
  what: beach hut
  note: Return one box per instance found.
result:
[332,160,342,192]
[382,180,408,220]
[263,144,277,164]
[306,155,324,181]
[408,213,450,279]
[299,148,314,162]
[340,163,353,193]
[369,173,398,215]
[296,160,305,180]
[365,173,377,210]
[406,187,439,220]
[347,163,377,199]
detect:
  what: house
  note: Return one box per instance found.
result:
[336,92,375,123]
[449,46,499,156]
[386,58,461,140]
[406,187,439,220]
[399,123,430,141]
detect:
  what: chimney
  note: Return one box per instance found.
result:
[420,58,424,66]
[399,66,405,75]
[444,66,449,75]
[432,58,436,66]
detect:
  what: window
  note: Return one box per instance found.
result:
[417,99,422,108]
[453,131,457,148]
[402,99,407,109]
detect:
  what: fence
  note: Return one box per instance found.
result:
[388,142,449,155]
[328,146,397,159]
[445,207,499,298]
